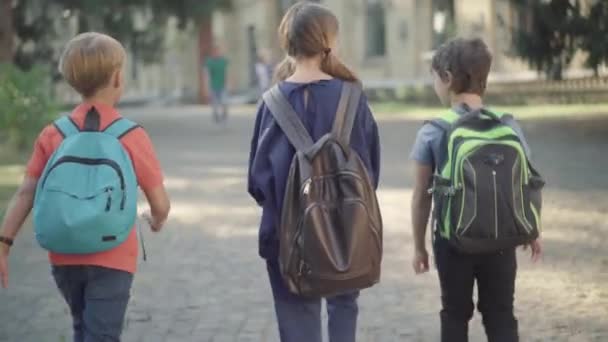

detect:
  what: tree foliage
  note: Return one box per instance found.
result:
[508,0,586,80]
[581,0,608,75]
[508,0,608,79]
[0,64,57,150]
[9,0,232,71]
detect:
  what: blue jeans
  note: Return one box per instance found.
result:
[210,89,228,123]
[52,265,133,342]
[267,260,359,342]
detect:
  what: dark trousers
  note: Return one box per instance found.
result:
[52,265,133,342]
[266,260,359,342]
[434,238,519,342]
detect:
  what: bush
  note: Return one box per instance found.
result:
[0,64,58,150]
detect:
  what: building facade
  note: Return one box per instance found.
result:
[213,0,545,91]
[55,0,596,104]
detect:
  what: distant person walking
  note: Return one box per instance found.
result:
[255,48,274,95]
[204,44,229,124]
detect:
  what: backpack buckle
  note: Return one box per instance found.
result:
[298,262,311,276]
[447,185,462,196]
[303,180,312,196]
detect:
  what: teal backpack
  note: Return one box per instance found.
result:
[34,108,139,254]
[429,105,544,254]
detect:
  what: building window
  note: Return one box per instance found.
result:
[366,0,387,57]
[281,0,321,13]
[432,0,455,48]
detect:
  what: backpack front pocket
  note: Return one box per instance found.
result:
[452,143,525,241]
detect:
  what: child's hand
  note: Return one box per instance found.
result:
[0,248,9,289]
[412,248,430,274]
[142,211,163,233]
[523,239,542,263]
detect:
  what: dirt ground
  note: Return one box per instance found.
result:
[0,106,607,341]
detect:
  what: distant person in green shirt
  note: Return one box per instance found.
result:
[204,45,229,123]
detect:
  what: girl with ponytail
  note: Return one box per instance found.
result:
[248,2,380,342]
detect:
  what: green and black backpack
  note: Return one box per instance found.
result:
[429,105,544,254]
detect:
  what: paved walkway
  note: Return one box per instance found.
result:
[1,106,607,341]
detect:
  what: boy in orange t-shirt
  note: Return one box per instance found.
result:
[0,32,170,341]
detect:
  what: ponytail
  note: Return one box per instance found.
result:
[321,53,359,83]
[273,57,296,83]
[275,2,359,84]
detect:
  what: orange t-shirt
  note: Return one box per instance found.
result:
[26,102,164,274]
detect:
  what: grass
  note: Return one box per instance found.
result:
[370,102,608,120]
[0,146,27,216]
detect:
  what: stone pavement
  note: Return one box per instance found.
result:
[1,106,607,342]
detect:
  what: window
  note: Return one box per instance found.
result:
[432,0,455,48]
[366,0,387,57]
[280,0,321,13]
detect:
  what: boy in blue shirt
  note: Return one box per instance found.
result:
[410,38,542,342]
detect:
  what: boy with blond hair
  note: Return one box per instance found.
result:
[0,32,170,341]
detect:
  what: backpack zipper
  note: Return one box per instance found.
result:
[492,169,498,239]
[448,134,520,180]
[105,187,113,212]
[41,156,127,210]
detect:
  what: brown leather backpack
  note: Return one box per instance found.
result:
[263,82,383,297]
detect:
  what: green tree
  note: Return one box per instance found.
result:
[581,0,608,76]
[0,0,14,63]
[0,64,57,150]
[508,0,586,80]
[6,0,231,71]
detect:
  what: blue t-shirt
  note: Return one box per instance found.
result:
[247,79,381,260]
[409,110,531,172]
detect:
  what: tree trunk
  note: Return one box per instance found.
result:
[198,15,214,104]
[0,0,14,63]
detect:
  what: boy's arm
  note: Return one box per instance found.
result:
[409,124,436,268]
[0,177,37,242]
[1,127,52,287]
[0,177,37,288]
[411,162,433,274]
[0,176,38,289]
[123,128,170,231]
[411,163,433,250]
[142,186,170,231]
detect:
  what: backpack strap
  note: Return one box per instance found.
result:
[500,114,532,157]
[263,85,315,152]
[332,82,363,146]
[103,118,141,139]
[53,115,80,138]
[424,118,450,132]
[423,118,451,173]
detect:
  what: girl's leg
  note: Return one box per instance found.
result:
[326,291,359,342]
[267,260,322,342]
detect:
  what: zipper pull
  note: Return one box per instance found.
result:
[105,188,113,212]
[120,193,126,210]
